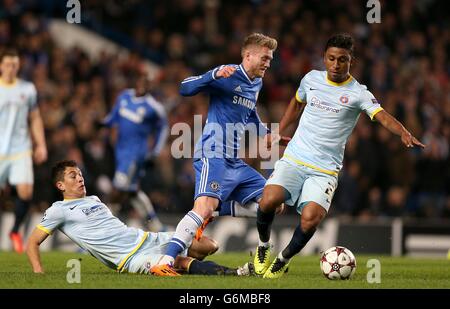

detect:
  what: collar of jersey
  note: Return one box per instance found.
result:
[239,64,258,84]
[63,197,84,201]
[0,78,18,88]
[325,74,353,87]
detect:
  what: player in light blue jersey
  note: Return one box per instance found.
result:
[151,33,285,276]
[0,49,47,253]
[26,160,255,276]
[254,34,425,278]
[103,73,168,232]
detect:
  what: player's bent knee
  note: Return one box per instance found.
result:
[174,256,192,270]
[260,192,284,212]
[16,184,33,201]
[301,212,325,232]
[193,196,219,219]
[189,236,219,260]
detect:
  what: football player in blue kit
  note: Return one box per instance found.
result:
[103,73,168,232]
[151,33,285,276]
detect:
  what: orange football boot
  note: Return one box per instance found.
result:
[9,232,24,254]
[150,264,181,277]
[194,217,214,240]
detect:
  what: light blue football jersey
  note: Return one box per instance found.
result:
[37,196,149,271]
[0,79,37,156]
[284,70,383,174]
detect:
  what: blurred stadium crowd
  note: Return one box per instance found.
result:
[0,0,448,219]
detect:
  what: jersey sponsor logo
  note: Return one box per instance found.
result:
[137,107,146,116]
[371,98,379,104]
[119,107,144,123]
[310,96,340,113]
[339,95,349,104]
[232,95,255,110]
[309,87,317,91]
[234,85,242,92]
[82,204,104,216]
[69,205,77,210]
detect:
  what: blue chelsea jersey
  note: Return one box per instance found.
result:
[103,89,168,160]
[180,64,270,159]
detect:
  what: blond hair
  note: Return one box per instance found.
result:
[241,33,278,56]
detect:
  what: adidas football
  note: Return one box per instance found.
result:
[320,246,356,280]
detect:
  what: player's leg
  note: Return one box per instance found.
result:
[194,199,255,241]
[253,185,286,274]
[152,158,224,274]
[264,168,337,279]
[197,164,286,240]
[229,159,285,219]
[130,190,165,232]
[178,232,254,276]
[176,256,255,276]
[112,158,165,231]
[155,196,218,266]
[9,155,34,253]
[130,160,165,231]
[194,159,263,240]
[255,159,305,275]
[264,201,326,278]
[128,231,251,276]
[188,235,219,260]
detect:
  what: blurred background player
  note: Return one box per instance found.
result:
[103,72,168,232]
[254,33,425,278]
[151,33,284,276]
[0,49,47,253]
[26,160,254,276]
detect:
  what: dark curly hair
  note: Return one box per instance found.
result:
[325,33,354,56]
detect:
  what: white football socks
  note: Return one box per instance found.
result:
[233,200,258,218]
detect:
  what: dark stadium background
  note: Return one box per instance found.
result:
[0,0,448,256]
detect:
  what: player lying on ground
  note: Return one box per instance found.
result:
[254,33,425,278]
[26,160,254,276]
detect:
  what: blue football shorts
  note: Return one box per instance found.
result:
[193,158,266,205]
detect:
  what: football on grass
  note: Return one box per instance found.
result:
[320,246,356,280]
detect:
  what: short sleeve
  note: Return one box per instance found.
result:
[295,75,307,103]
[359,88,383,120]
[28,83,37,110]
[37,205,64,235]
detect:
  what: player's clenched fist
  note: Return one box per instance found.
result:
[215,65,237,79]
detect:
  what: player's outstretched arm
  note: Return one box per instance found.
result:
[214,65,237,79]
[374,110,425,148]
[179,65,236,96]
[26,228,50,273]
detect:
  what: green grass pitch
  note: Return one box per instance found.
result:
[1,251,449,289]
